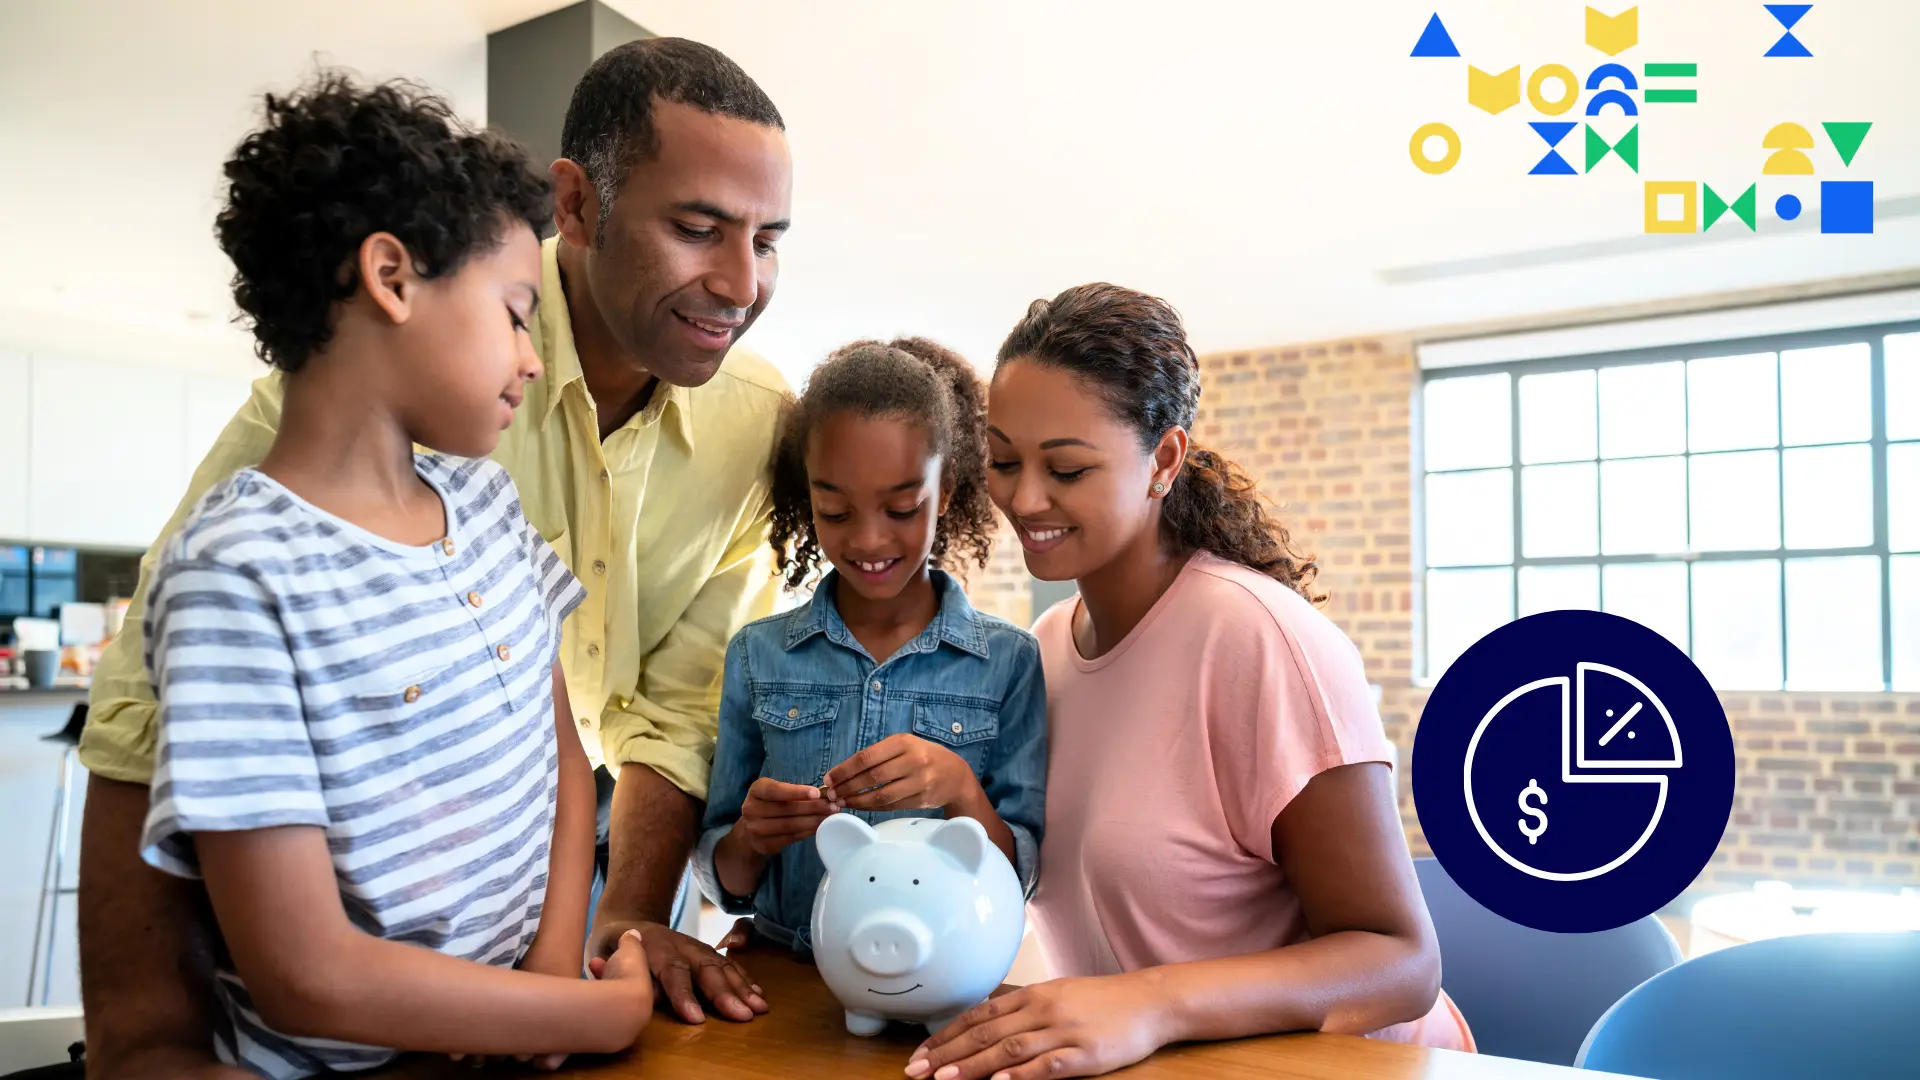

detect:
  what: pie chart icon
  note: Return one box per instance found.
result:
[1464,663,1683,882]
[1414,610,1734,933]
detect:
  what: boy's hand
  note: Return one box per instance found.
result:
[823,734,980,814]
[587,928,658,1015]
[593,927,655,995]
[734,777,835,857]
[446,945,598,1071]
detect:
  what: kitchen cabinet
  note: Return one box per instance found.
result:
[29,355,187,549]
[11,353,257,551]
[0,352,28,539]
[184,372,258,474]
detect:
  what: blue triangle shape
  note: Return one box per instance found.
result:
[1765,32,1813,57]
[1530,151,1579,175]
[1530,121,1579,147]
[1765,4,1812,30]
[1411,13,1461,57]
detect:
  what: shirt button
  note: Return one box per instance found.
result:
[950,721,964,734]
[871,680,883,693]
[593,560,607,575]
[496,644,511,661]
[587,643,601,658]
[441,539,456,556]
[467,591,483,608]
[404,686,422,704]
[577,716,591,729]
[787,707,799,719]
[599,469,611,483]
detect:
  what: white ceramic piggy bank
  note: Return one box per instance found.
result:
[810,813,1025,1036]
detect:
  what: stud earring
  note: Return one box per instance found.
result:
[1152,481,1167,495]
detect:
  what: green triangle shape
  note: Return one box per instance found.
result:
[1585,125,1607,171]
[1703,184,1731,230]
[1823,122,1872,167]
[1589,125,1641,171]
[1731,183,1757,229]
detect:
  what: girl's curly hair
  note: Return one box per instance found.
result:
[768,337,996,591]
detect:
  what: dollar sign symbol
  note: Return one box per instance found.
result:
[1517,779,1549,845]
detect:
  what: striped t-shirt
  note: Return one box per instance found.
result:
[139,453,586,1079]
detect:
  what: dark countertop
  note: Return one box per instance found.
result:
[0,685,90,703]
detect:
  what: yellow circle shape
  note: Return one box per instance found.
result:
[1528,64,1578,116]
[1410,122,1461,174]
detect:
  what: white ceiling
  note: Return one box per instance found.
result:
[2,0,1916,385]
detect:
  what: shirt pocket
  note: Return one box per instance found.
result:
[334,657,461,717]
[752,693,840,786]
[911,700,1001,774]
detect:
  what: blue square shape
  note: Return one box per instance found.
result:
[1820,180,1874,234]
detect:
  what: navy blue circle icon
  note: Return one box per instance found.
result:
[1413,610,1734,933]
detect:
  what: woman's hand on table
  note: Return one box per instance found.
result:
[905,974,1172,1080]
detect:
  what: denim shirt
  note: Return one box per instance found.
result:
[693,569,1047,956]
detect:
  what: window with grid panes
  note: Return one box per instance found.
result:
[1419,324,1920,691]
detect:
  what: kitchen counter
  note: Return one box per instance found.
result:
[0,686,89,704]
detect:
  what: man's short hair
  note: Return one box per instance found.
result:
[560,37,784,241]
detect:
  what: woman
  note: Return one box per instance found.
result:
[906,284,1471,1080]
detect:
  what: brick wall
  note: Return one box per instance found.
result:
[965,336,1920,900]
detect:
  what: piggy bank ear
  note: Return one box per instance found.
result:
[929,816,991,875]
[816,812,877,872]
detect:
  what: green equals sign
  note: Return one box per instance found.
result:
[1644,63,1697,103]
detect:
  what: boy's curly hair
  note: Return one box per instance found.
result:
[214,70,553,373]
[768,338,997,591]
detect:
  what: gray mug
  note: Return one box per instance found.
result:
[22,649,58,688]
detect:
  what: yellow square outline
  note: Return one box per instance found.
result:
[1644,181,1698,234]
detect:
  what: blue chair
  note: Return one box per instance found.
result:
[1413,856,1682,1066]
[1576,931,1920,1079]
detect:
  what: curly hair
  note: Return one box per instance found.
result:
[768,337,996,591]
[560,38,784,245]
[996,284,1326,605]
[214,70,553,373]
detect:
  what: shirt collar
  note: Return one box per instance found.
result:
[783,569,992,659]
[530,235,696,452]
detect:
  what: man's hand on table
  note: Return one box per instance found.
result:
[588,918,767,1024]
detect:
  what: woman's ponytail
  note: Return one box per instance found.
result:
[1162,444,1323,604]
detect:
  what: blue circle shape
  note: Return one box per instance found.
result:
[1412,610,1733,934]
[1776,194,1803,221]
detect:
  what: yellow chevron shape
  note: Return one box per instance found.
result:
[1587,7,1639,56]
[1468,65,1523,115]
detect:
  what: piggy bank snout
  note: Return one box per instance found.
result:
[847,910,934,978]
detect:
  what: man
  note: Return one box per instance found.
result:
[76,38,793,1079]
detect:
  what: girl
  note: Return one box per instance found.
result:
[137,74,652,1079]
[694,338,1047,957]
[910,284,1472,1080]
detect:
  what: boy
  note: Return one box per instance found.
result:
[138,71,652,1078]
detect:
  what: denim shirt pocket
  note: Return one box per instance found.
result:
[909,696,1001,774]
[753,691,840,786]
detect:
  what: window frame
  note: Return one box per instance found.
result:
[1417,315,1920,691]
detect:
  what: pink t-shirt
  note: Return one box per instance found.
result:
[1027,551,1473,1052]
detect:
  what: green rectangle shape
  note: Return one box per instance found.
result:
[1644,63,1697,76]
[1646,89,1698,103]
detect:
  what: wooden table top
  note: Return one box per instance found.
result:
[376,947,1627,1080]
